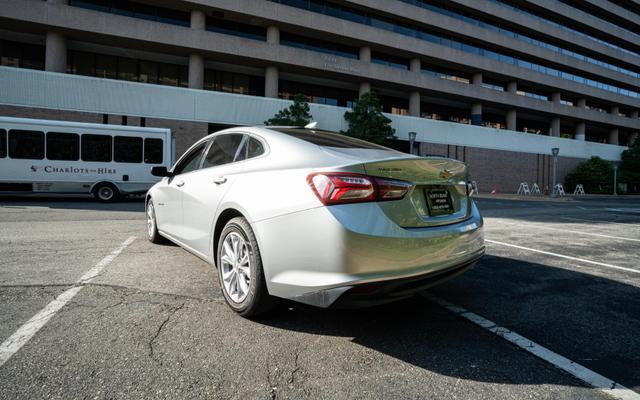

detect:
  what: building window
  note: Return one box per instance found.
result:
[68,51,189,88]
[206,16,267,41]
[0,40,45,70]
[372,52,409,70]
[8,130,45,160]
[279,80,357,107]
[81,134,112,162]
[46,132,80,161]
[144,138,163,164]
[204,69,265,96]
[114,136,143,163]
[280,32,358,59]
[69,0,190,27]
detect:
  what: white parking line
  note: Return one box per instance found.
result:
[606,208,640,214]
[560,217,640,227]
[485,239,640,275]
[493,220,640,242]
[0,236,136,367]
[426,295,640,400]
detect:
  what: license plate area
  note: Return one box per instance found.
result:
[425,188,454,216]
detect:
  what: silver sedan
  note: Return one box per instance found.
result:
[146,126,484,317]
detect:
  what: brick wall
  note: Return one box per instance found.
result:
[419,141,584,194]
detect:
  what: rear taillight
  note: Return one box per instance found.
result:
[307,173,412,205]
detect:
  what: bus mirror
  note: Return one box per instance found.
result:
[151,166,171,177]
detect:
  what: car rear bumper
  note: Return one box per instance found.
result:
[253,200,484,308]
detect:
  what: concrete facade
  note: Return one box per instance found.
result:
[0,0,638,192]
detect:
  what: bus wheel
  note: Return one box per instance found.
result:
[93,183,120,202]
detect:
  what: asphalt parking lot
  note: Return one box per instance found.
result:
[1,196,639,399]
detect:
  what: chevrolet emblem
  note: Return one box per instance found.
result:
[439,169,453,180]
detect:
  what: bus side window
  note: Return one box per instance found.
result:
[82,134,112,162]
[114,136,143,163]
[8,130,45,160]
[0,130,6,158]
[144,138,163,164]
[47,132,80,161]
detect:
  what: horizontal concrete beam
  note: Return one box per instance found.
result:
[343,0,639,89]
[0,66,626,161]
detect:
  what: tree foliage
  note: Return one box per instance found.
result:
[341,91,395,145]
[620,137,640,193]
[564,156,613,194]
[264,93,313,126]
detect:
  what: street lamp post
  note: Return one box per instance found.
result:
[409,131,417,155]
[613,164,618,196]
[551,147,559,197]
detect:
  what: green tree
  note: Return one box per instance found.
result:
[619,137,640,193]
[341,91,395,145]
[564,156,614,194]
[264,93,312,126]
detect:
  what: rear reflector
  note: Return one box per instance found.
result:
[307,173,411,205]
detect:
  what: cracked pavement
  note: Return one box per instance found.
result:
[1,197,639,399]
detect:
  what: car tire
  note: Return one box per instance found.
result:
[146,198,166,244]
[217,217,275,317]
[93,182,120,202]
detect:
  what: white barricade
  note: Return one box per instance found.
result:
[531,183,541,195]
[517,182,531,195]
[574,184,586,196]
[553,183,565,196]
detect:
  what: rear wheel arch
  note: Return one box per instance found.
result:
[213,208,245,264]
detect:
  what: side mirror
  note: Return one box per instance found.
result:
[151,166,172,177]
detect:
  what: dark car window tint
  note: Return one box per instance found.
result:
[114,136,143,163]
[174,142,206,175]
[82,134,112,162]
[144,138,163,164]
[0,130,6,158]
[9,130,45,159]
[248,137,265,158]
[202,134,244,168]
[47,132,80,161]
[273,128,392,150]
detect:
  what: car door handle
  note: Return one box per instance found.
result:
[213,177,227,185]
[176,180,185,187]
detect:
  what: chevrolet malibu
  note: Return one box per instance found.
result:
[146,126,484,317]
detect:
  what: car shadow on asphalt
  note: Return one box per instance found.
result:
[258,254,640,391]
[0,196,145,212]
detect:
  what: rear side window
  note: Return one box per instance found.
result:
[274,128,391,150]
[47,132,80,161]
[82,134,112,162]
[202,134,245,168]
[0,130,6,158]
[247,137,264,159]
[144,138,163,164]
[9,130,45,159]
[114,136,143,163]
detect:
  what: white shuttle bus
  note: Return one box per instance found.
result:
[0,117,173,201]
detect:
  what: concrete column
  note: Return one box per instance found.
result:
[359,82,371,96]
[471,102,482,126]
[45,31,66,73]
[265,65,279,98]
[608,128,619,145]
[506,81,517,94]
[359,46,371,62]
[188,53,204,89]
[610,106,620,116]
[190,9,206,30]
[576,98,587,108]
[550,117,560,137]
[575,122,586,141]
[472,72,482,85]
[267,25,280,45]
[632,110,639,119]
[506,110,517,131]
[551,92,561,104]
[409,91,421,117]
[410,58,421,73]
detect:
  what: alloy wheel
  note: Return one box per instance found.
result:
[220,232,251,303]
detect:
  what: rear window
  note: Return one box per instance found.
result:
[274,128,391,150]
